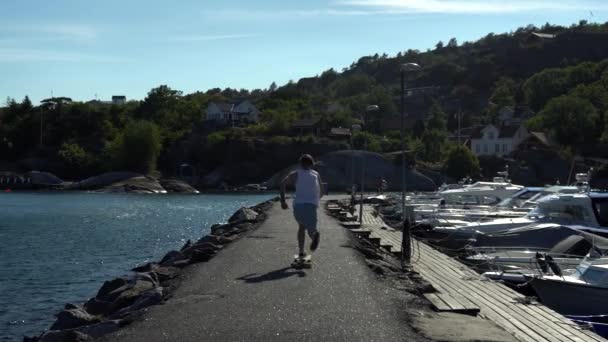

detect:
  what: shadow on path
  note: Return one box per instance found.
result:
[237,267,306,283]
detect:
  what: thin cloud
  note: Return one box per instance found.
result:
[336,0,608,14]
[0,23,98,42]
[0,48,124,63]
[169,34,258,42]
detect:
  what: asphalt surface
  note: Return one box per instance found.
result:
[102,199,425,342]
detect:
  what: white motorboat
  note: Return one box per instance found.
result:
[530,257,608,315]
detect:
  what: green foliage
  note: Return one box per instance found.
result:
[489,77,516,108]
[535,95,599,148]
[420,129,446,162]
[207,131,227,147]
[108,120,162,174]
[426,101,447,131]
[443,145,480,179]
[268,136,294,145]
[57,142,93,177]
[261,109,297,135]
[351,131,382,152]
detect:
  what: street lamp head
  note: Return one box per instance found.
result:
[366,104,379,112]
[401,63,422,72]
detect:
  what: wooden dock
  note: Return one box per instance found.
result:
[345,206,606,342]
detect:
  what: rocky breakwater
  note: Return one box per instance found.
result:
[24,198,277,342]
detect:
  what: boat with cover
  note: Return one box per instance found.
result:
[420,192,608,249]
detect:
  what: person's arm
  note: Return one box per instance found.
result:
[317,173,324,199]
[280,171,297,209]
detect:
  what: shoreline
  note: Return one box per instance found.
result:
[23,197,279,342]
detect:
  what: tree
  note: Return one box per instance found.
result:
[489,77,516,108]
[447,37,458,48]
[268,82,278,92]
[108,120,162,174]
[420,129,446,162]
[426,102,447,131]
[58,142,92,178]
[435,41,444,50]
[536,95,599,148]
[444,145,480,179]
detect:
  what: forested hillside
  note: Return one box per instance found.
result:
[2,20,608,182]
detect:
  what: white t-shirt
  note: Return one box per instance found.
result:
[294,168,320,207]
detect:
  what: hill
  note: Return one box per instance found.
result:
[2,20,608,186]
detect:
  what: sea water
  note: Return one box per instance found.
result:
[0,192,272,341]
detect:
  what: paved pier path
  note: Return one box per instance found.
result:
[103,198,424,342]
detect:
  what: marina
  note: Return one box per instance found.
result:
[336,203,607,341]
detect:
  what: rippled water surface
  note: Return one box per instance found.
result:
[0,192,272,341]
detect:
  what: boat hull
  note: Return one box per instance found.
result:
[530,277,608,316]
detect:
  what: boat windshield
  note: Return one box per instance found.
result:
[525,203,588,223]
[497,189,539,208]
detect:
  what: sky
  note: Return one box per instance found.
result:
[2,0,608,104]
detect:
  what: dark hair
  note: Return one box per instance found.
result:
[299,154,314,167]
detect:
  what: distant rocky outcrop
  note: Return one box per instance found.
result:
[264,150,436,191]
[158,179,199,193]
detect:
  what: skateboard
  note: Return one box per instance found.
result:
[291,254,312,269]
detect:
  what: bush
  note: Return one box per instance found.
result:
[207,131,227,146]
[352,131,381,152]
[106,120,162,174]
[443,145,480,179]
[268,136,293,145]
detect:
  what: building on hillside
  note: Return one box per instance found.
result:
[325,102,344,113]
[518,131,558,152]
[447,125,485,146]
[470,124,529,157]
[291,118,323,136]
[112,96,126,105]
[328,127,351,140]
[206,100,260,125]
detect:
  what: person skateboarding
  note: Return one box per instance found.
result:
[280,154,323,261]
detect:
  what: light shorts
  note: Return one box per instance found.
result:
[293,203,318,234]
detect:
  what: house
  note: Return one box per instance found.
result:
[291,118,322,136]
[518,131,557,151]
[470,124,529,157]
[328,127,351,140]
[206,100,260,125]
[447,125,484,146]
[112,96,126,105]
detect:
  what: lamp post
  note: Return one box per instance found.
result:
[400,63,421,266]
[358,104,379,223]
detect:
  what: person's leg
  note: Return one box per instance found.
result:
[297,224,306,256]
[306,204,320,251]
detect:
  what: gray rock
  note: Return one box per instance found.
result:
[75,320,123,339]
[183,242,222,263]
[180,239,192,251]
[132,263,180,282]
[109,279,156,312]
[228,207,258,224]
[39,330,90,342]
[210,223,233,236]
[158,179,199,193]
[83,298,113,316]
[197,234,235,245]
[96,278,127,302]
[109,287,163,319]
[50,305,101,330]
[159,250,186,266]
